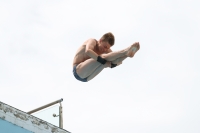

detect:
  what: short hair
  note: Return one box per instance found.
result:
[100,32,115,46]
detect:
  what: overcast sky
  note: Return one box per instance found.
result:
[0,0,200,133]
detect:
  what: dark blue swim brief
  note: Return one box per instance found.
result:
[73,65,88,82]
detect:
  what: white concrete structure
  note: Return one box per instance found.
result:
[0,101,70,133]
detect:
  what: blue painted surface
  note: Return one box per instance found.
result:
[0,119,33,133]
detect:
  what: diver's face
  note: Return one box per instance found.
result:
[99,40,111,53]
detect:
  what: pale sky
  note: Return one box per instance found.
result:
[0,0,200,133]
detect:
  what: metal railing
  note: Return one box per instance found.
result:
[27,98,63,128]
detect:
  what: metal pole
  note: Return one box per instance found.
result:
[27,98,63,114]
[59,103,63,128]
